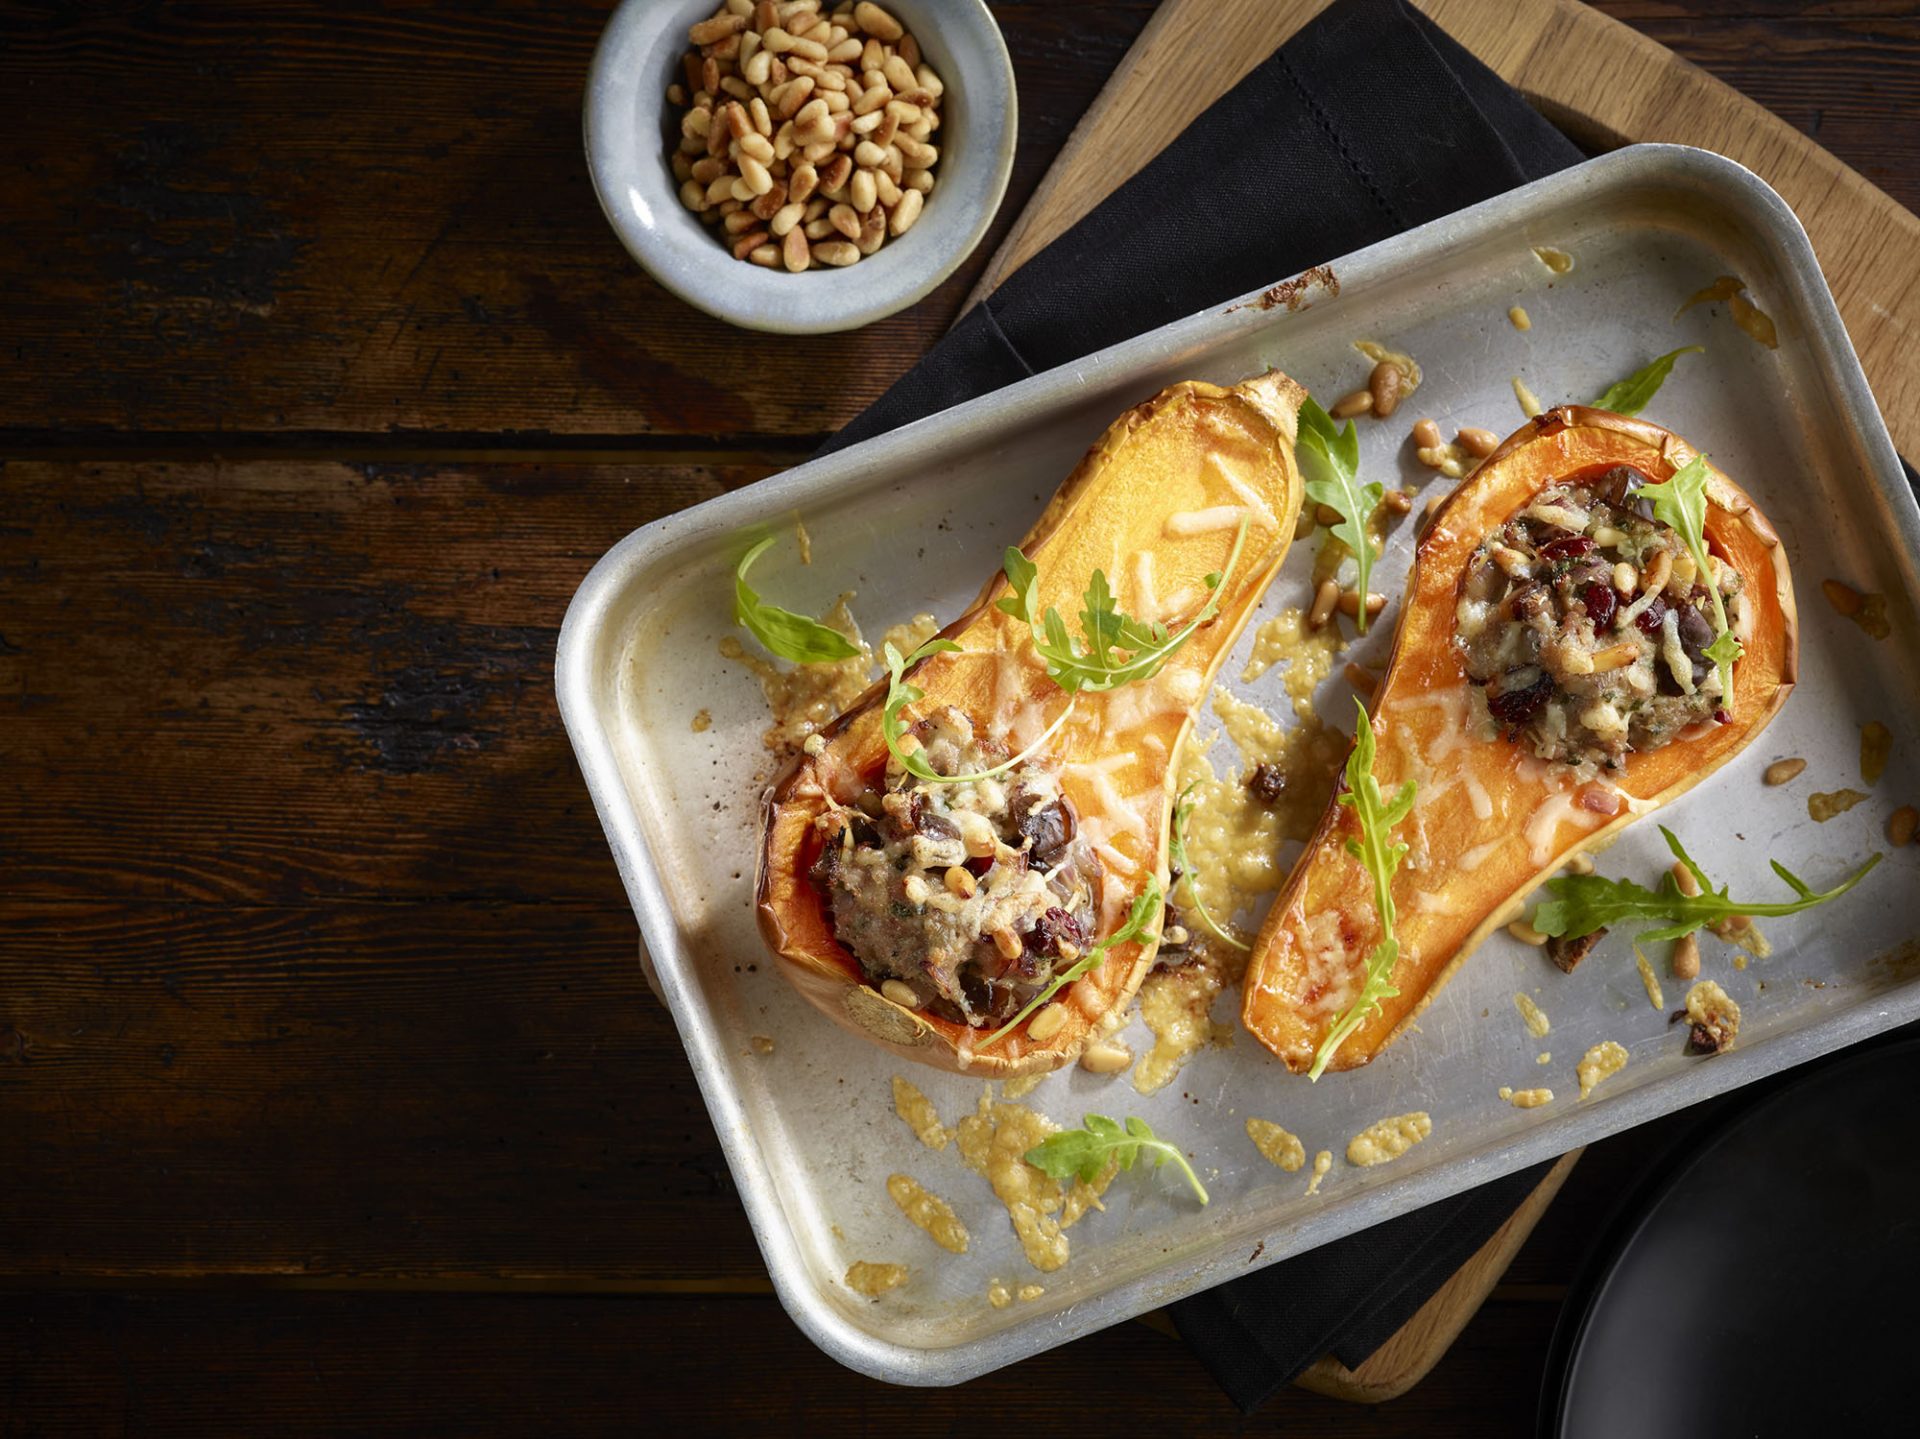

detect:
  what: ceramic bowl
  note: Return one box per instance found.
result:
[585,0,1017,334]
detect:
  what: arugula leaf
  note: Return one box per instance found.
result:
[1532,826,1880,942]
[1170,784,1248,952]
[880,638,1074,786]
[997,522,1248,693]
[1297,396,1382,634]
[733,536,863,663]
[1632,455,1741,699]
[1023,1114,1209,1206]
[976,881,1162,1051]
[1309,700,1418,1080]
[1590,346,1704,416]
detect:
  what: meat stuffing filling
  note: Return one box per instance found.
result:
[812,707,1101,1028]
[1455,466,1746,769]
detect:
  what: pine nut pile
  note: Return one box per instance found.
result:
[668,1,946,272]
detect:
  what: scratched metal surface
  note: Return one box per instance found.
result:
[556,147,1920,1385]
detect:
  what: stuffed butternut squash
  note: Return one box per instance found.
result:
[758,371,1308,1077]
[1243,406,1796,1074]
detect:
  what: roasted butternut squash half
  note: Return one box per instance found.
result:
[758,371,1307,1076]
[1243,406,1796,1073]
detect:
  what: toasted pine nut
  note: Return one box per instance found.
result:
[781,226,809,272]
[1613,561,1637,593]
[1567,852,1595,875]
[855,2,903,40]
[882,56,916,93]
[1411,418,1441,449]
[1026,1002,1067,1043]
[737,154,774,195]
[1368,360,1404,418]
[722,208,761,235]
[679,179,709,212]
[850,166,877,213]
[1640,549,1672,596]
[1294,507,1316,541]
[1763,757,1806,786]
[1381,488,1412,515]
[890,187,923,235]
[1336,588,1388,618]
[738,130,774,165]
[916,62,943,99]
[874,168,902,206]
[729,228,771,260]
[1891,806,1919,847]
[989,927,1022,963]
[803,217,836,240]
[1670,860,1702,898]
[770,201,806,236]
[1456,427,1500,457]
[1492,543,1531,577]
[819,153,852,192]
[1314,502,1342,528]
[813,238,861,267]
[827,202,861,239]
[855,206,885,255]
[880,979,919,1008]
[1670,933,1700,980]
[1055,940,1079,963]
[744,47,774,86]
[1329,389,1372,419]
[750,96,773,135]
[1822,578,1864,616]
[902,874,931,906]
[1508,920,1547,946]
[689,13,746,45]
[1590,640,1639,672]
[1308,578,1341,629]
[906,168,934,194]
[944,865,976,898]
[1163,925,1190,947]
[1079,1041,1133,1075]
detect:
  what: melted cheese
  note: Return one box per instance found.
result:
[1577,1040,1629,1100]
[845,1261,908,1297]
[1346,1112,1433,1167]
[1498,1086,1554,1109]
[1245,1117,1307,1172]
[892,1076,952,1150]
[1513,992,1551,1038]
[1165,506,1252,537]
[1306,1150,1332,1195]
[887,1173,969,1254]
[1525,790,1602,866]
[1459,837,1506,872]
[954,1089,1114,1272]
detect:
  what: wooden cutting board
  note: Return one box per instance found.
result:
[973,0,1920,463]
[970,0,1920,1403]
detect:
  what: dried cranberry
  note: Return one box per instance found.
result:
[964,855,994,877]
[1031,906,1086,958]
[1487,671,1555,728]
[1633,594,1670,636]
[1540,535,1596,562]
[1583,582,1617,630]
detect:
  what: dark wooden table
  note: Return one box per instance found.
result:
[4,2,1916,1431]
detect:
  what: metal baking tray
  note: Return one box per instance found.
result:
[556,145,1920,1385]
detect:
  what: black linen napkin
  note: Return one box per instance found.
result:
[825,0,1584,1411]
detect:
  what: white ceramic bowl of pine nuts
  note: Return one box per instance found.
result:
[586,0,1017,334]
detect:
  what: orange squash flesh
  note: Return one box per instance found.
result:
[758,371,1307,1076]
[1242,407,1797,1073]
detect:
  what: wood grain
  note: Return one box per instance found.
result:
[970,0,1920,460]
[0,1290,1559,1437]
[1296,1150,1581,1402]
[0,459,760,904]
[0,1,1153,443]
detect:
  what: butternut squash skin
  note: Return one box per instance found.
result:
[757,371,1307,1076]
[1242,407,1796,1073]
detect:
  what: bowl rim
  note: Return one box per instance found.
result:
[583,0,1018,335]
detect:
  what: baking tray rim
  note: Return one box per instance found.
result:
[554,142,1919,1386]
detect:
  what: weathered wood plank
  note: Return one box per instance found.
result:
[0,2,1154,440]
[0,899,770,1283]
[0,1289,1558,1434]
[0,459,768,905]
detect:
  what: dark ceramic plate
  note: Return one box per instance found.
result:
[1543,1034,1920,1437]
